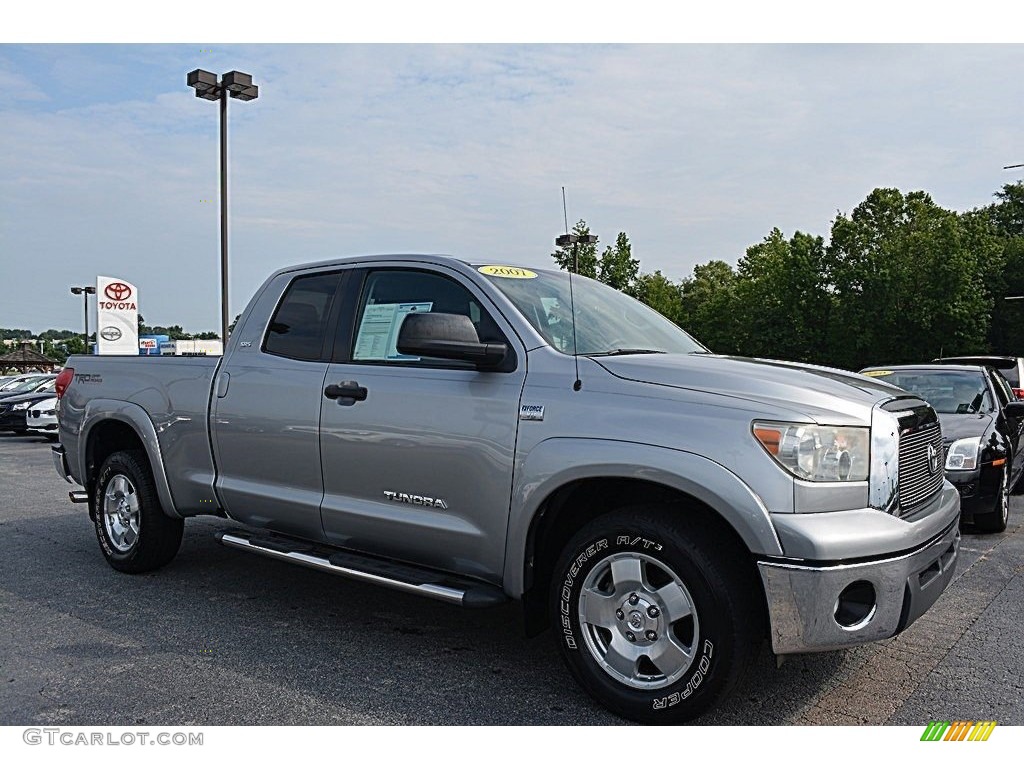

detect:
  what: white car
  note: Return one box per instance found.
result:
[26,396,58,440]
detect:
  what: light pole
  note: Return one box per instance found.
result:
[186,69,259,345]
[555,233,599,274]
[69,286,96,348]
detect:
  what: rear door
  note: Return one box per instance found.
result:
[211,269,344,540]
[318,265,526,582]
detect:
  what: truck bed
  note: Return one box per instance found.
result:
[59,354,222,517]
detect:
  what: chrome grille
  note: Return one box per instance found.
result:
[898,423,944,511]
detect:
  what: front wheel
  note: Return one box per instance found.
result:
[550,506,763,723]
[93,449,184,573]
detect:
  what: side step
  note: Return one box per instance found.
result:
[215,529,508,609]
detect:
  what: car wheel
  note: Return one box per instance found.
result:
[93,449,184,573]
[550,505,763,723]
[975,463,1009,533]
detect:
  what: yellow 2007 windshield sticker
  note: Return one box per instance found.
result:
[862,370,892,377]
[478,265,537,279]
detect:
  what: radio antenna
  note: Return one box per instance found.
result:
[556,186,583,391]
[562,186,570,235]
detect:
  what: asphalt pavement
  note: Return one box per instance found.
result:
[1,433,1021,725]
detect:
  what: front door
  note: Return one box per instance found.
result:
[319,266,526,582]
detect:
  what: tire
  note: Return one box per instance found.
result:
[550,505,764,723]
[93,449,184,573]
[975,463,1009,533]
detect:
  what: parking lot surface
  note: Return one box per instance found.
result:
[1,434,1021,725]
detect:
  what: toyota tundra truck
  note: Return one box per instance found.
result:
[51,254,961,723]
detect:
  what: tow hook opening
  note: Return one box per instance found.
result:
[834,580,877,629]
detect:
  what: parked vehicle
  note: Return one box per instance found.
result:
[0,373,53,394]
[860,364,1024,532]
[0,381,57,434]
[934,356,1024,400]
[26,396,58,440]
[51,255,961,723]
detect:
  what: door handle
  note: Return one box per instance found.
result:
[324,381,368,403]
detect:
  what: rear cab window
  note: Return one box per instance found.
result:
[263,272,341,361]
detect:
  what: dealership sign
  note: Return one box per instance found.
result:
[96,276,139,355]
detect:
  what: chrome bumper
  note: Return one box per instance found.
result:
[758,516,960,655]
[52,443,73,483]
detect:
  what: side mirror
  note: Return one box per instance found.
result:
[1003,401,1024,422]
[397,313,510,370]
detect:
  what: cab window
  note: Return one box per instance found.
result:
[263,272,341,361]
[351,269,505,366]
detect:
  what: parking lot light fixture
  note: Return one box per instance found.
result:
[69,285,96,347]
[186,69,260,345]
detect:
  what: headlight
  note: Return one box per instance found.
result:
[12,402,30,411]
[945,436,981,471]
[753,422,870,482]
[42,409,56,416]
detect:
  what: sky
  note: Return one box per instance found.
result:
[3,39,1024,333]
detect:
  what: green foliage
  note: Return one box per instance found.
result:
[823,189,994,369]
[549,184,1022,371]
[598,232,640,293]
[631,271,684,325]
[678,261,741,354]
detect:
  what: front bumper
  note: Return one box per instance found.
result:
[948,464,1000,518]
[758,514,960,655]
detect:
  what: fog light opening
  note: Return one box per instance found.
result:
[834,580,877,630]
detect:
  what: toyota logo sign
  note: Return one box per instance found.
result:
[100,326,122,341]
[104,282,132,301]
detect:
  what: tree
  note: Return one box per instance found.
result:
[974,182,1024,355]
[678,260,741,354]
[731,228,830,362]
[823,188,995,370]
[632,270,684,325]
[551,220,599,278]
[598,232,640,294]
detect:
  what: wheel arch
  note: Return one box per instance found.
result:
[505,439,783,636]
[79,400,180,519]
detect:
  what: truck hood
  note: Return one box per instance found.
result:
[593,353,903,426]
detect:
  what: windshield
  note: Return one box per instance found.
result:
[863,369,993,414]
[2,377,48,393]
[480,268,707,356]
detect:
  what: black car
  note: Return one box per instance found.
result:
[860,363,1024,532]
[0,383,57,434]
[933,355,1024,400]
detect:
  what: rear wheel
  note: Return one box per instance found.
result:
[93,450,184,573]
[975,464,1009,533]
[550,505,763,723]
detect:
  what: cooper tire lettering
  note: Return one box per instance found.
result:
[550,506,763,723]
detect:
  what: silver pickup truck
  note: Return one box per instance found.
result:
[51,255,961,723]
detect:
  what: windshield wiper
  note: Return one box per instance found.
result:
[587,348,667,357]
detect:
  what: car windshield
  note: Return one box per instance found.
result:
[863,369,993,414]
[480,267,707,356]
[3,377,47,393]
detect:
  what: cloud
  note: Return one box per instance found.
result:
[2,43,1024,333]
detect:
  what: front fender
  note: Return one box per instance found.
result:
[77,400,181,519]
[502,437,784,596]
